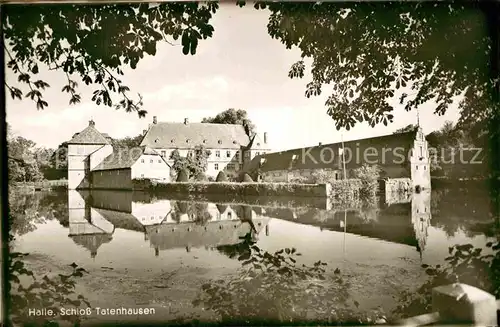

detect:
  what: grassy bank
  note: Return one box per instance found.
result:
[150,191,330,210]
[132,178,371,201]
[147,181,331,198]
[11,179,68,191]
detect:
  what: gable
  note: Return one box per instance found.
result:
[67,125,110,145]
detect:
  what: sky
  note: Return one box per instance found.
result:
[6,3,461,151]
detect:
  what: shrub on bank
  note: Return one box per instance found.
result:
[132,178,152,190]
[216,171,228,182]
[176,169,189,182]
[330,179,362,201]
[194,172,208,182]
[242,173,253,183]
[351,164,381,197]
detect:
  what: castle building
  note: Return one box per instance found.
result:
[246,126,431,190]
[67,116,271,189]
[140,116,271,179]
[67,120,170,189]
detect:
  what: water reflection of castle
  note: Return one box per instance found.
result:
[67,191,270,258]
[264,191,432,257]
[67,190,431,258]
[411,191,431,255]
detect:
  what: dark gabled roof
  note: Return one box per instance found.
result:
[140,122,253,149]
[92,146,167,171]
[255,130,419,172]
[93,208,145,232]
[67,123,110,145]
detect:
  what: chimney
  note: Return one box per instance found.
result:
[153,116,157,124]
[263,132,268,144]
[318,142,322,146]
[142,129,147,135]
[184,118,189,125]
[89,120,95,127]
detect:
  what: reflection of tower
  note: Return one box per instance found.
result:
[411,191,432,259]
[68,191,114,258]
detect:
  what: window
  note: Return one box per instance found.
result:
[218,140,222,144]
[416,165,418,170]
[256,152,260,156]
[235,151,240,160]
[262,152,266,155]
[227,164,234,170]
[141,174,144,178]
[228,212,232,219]
[214,163,219,170]
[235,164,239,171]
[215,151,220,158]
[161,151,166,157]
[226,150,231,158]
[100,171,102,176]
[186,139,190,143]
[424,165,426,170]
[203,140,206,144]
[150,159,153,163]
[117,170,120,175]
[420,146,423,157]
[158,159,162,163]
[141,159,145,163]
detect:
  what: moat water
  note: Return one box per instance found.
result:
[8,184,499,324]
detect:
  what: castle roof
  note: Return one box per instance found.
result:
[140,122,256,150]
[249,130,419,173]
[67,121,110,145]
[92,146,168,171]
[93,208,146,232]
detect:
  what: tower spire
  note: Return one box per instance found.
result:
[416,109,420,128]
